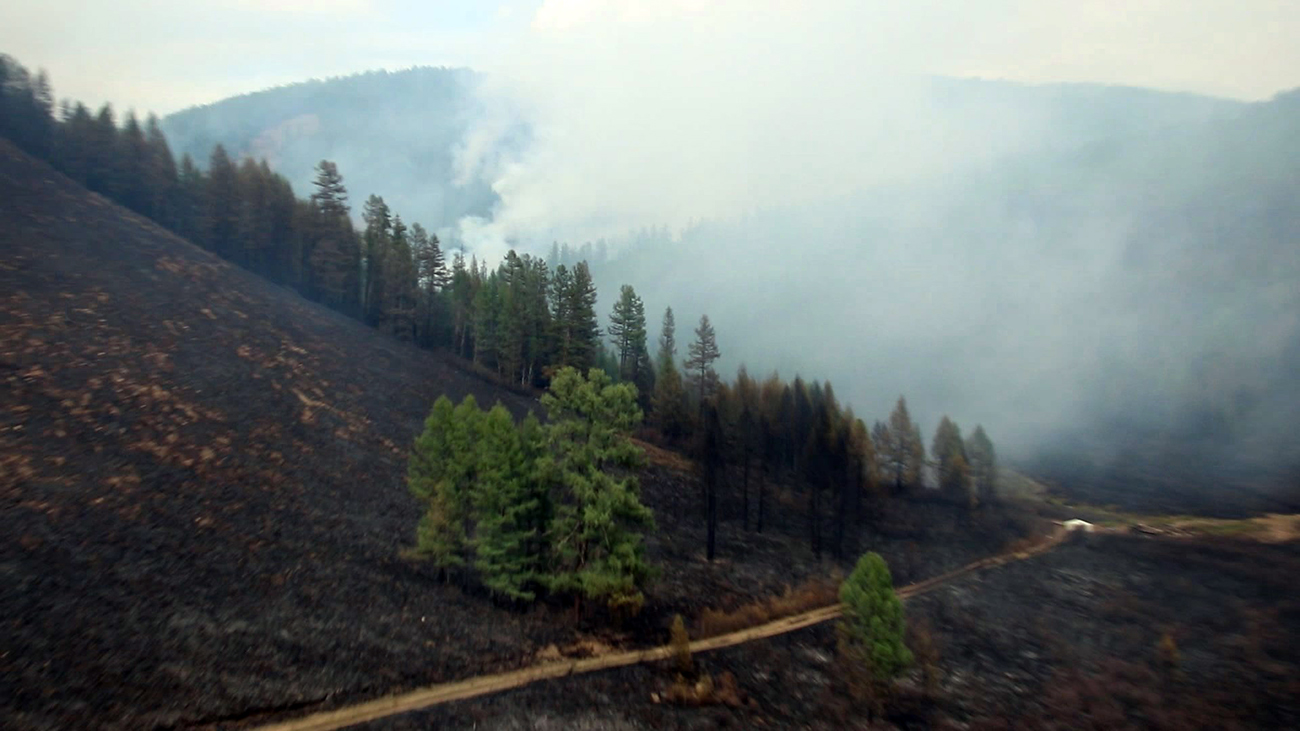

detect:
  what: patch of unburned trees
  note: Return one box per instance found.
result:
[407,366,655,615]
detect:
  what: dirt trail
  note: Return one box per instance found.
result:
[254,530,1065,731]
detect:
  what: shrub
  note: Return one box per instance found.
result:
[1157,632,1180,671]
[670,614,693,674]
[695,578,840,638]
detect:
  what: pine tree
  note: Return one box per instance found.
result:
[608,285,648,384]
[549,264,574,367]
[839,552,912,683]
[175,153,204,243]
[409,396,478,576]
[566,262,601,370]
[361,194,393,327]
[307,160,359,315]
[542,367,655,614]
[965,425,997,506]
[143,115,178,230]
[410,223,448,347]
[470,407,549,601]
[684,314,721,413]
[204,144,240,260]
[117,112,150,215]
[53,102,94,186]
[236,157,271,271]
[882,397,924,494]
[651,307,688,437]
[384,215,419,340]
[87,104,119,198]
[932,416,969,503]
[472,273,500,368]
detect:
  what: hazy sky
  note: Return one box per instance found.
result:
[3,0,1299,116]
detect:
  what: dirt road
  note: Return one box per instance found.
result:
[255,531,1065,731]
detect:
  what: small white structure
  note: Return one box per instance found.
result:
[1062,518,1095,533]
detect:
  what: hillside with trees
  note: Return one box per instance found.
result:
[159,66,500,235]
[0,51,1062,727]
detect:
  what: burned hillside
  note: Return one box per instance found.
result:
[0,140,549,729]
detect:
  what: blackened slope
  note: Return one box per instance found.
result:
[0,139,546,730]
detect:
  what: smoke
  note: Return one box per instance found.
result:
[452,1,1033,261]
[448,1,1300,502]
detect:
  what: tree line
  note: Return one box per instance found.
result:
[0,54,673,393]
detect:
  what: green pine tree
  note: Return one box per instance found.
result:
[408,396,479,574]
[839,552,912,680]
[684,314,721,412]
[470,406,549,601]
[541,367,655,614]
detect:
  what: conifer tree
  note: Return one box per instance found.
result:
[967,424,993,504]
[932,416,969,503]
[449,251,474,357]
[204,144,241,261]
[882,397,924,493]
[472,273,500,368]
[86,104,118,197]
[549,264,574,367]
[173,153,204,241]
[410,223,448,348]
[840,552,912,682]
[965,425,997,506]
[408,396,478,576]
[652,307,689,437]
[383,215,418,340]
[542,367,655,614]
[361,194,393,327]
[566,262,601,370]
[608,285,648,383]
[307,161,360,315]
[117,112,150,216]
[470,407,549,600]
[143,115,178,228]
[684,314,721,412]
[236,157,270,271]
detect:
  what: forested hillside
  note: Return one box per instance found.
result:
[0,69,1022,727]
[161,67,501,235]
[9,50,1299,513]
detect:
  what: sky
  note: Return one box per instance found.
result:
[2,0,1300,116]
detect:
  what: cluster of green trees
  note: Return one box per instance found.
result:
[408,367,655,612]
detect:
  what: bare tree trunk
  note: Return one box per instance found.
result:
[742,451,750,532]
[707,475,717,562]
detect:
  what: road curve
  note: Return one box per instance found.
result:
[255,530,1065,731]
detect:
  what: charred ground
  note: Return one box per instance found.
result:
[0,140,555,729]
[0,142,1036,730]
[379,533,1300,730]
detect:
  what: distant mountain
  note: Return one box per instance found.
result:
[161,69,1242,242]
[162,67,502,237]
